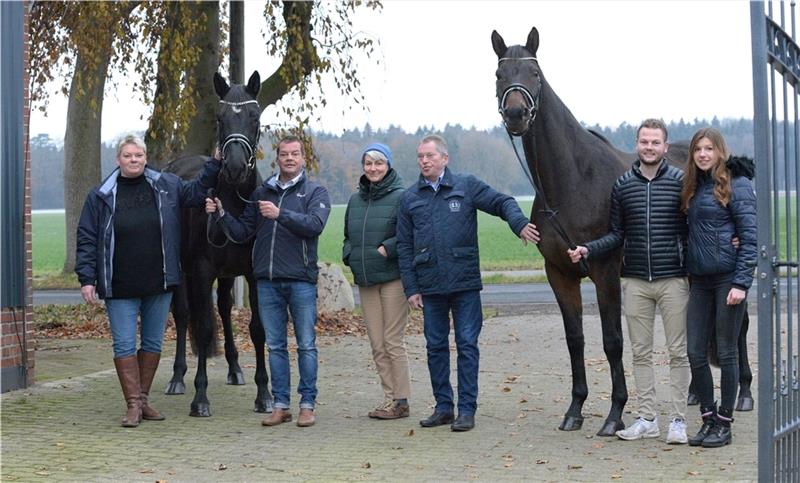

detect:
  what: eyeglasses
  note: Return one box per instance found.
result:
[417,152,440,160]
[278,151,303,159]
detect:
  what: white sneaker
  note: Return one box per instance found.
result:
[615,417,660,440]
[666,418,688,444]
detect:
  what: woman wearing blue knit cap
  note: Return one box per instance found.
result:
[343,142,412,419]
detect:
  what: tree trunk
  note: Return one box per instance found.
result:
[62,51,111,275]
[230,0,245,84]
[178,1,220,159]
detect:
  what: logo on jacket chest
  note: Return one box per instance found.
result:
[449,199,461,212]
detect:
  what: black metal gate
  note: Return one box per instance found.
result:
[751,1,800,481]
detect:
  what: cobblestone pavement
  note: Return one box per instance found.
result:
[2,310,757,482]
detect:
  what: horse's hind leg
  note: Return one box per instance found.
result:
[736,306,754,411]
[592,262,627,436]
[218,277,245,385]
[247,274,272,413]
[546,261,588,432]
[166,275,189,395]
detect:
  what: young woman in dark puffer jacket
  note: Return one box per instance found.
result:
[681,127,757,448]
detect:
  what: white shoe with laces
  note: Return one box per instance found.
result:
[666,418,688,444]
[615,417,660,440]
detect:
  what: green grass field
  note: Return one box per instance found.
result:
[33,201,545,280]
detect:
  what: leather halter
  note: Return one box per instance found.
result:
[497,57,541,136]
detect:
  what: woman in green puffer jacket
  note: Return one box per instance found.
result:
[343,142,411,420]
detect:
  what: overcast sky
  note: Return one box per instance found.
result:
[31,1,754,142]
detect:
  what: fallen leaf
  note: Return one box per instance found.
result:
[362,462,371,469]
[611,474,622,479]
[138,469,154,474]
[406,429,415,436]
[687,471,700,476]
[217,464,227,471]
[536,459,548,464]
[501,387,512,393]
[568,464,583,470]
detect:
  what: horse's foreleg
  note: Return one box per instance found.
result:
[546,262,588,432]
[736,307,754,411]
[592,262,628,436]
[218,277,245,385]
[189,263,215,417]
[247,274,272,413]
[166,277,189,395]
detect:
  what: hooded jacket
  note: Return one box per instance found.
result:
[75,158,221,298]
[396,167,529,297]
[686,156,757,289]
[221,171,331,283]
[343,153,405,287]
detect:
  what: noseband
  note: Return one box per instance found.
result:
[497,57,541,136]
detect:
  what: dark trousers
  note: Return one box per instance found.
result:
[422,290,483,416]
[686,273,746,411]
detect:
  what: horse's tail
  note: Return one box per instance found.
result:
[186,300,221,358]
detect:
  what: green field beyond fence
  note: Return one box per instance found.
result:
[32,201,545,279]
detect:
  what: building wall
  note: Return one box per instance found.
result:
[1,1,34,392]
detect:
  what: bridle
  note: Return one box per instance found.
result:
[217,98,261,205]
[497,57,541,136]
[497,56,588,272]
[207,97,261,248]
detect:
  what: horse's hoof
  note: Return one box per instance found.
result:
[687,392,700,406]
[736,396,754,412]
[165,381,186,395]
[190,403,211,417]
[558,415,584,431]
[254,397,274,414]
[227,372,246,385]
[596,419,624,437]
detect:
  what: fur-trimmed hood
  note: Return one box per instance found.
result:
[726,155,755,180]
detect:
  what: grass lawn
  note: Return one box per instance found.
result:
[33,200,544,287]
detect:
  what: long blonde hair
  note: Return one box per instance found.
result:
[681,127,731,212]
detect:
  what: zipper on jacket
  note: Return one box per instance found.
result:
[360,196,372,286]
[155,186,168,290]
[103,196,116,297]
[268,189,289,280]
[302,240,308,266]
[646,182,653,281]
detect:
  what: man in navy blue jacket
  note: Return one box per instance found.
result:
[206,135,330,428]
[397,134,539,432]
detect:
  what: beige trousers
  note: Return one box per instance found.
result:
[359,278,411,400]
[622,276,690,421]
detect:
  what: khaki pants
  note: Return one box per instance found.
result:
[359,278,411,401]
[622,276,690,421]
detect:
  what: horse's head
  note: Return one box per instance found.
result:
[492,27,542,136]
[214,71,261,185]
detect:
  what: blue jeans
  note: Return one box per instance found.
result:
[105,292,173,358]
[422,290,483,416]
[686,273,746,412]
[257,280,318,409]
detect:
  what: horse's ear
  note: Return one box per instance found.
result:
[214,72,230,99]
[491,30,507,58]
[246,71,261,98]
[526,27,539,56]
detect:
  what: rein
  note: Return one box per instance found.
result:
[498,67,588,272]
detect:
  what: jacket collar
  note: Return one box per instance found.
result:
[632,159,668,180]
[266,170,306,192]
[98,166,161,196]
[416,166,453,191]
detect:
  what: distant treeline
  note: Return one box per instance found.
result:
[31,118,757,209]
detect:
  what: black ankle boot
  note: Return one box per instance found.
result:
[702,408,733,448]
[688,405,717,447]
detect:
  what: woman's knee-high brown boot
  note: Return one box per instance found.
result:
[137,350,165,420]
[113,355,142,427]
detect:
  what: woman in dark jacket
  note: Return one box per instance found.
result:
[343,143,411,419]
[75,135,219,427]
[681,128,756,448]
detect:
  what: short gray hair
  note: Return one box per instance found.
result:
[420,134,448,156]
[116,134,147,159]
[363,150,388,164]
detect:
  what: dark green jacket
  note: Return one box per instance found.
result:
[343,169,405,287]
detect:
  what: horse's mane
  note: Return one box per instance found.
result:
[588,129,614,146]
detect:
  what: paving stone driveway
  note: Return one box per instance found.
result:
[2,310,757,482]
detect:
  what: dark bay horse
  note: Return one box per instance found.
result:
[162,71,271,417]
[491,27,753,435]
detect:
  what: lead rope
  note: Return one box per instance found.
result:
[506,131,589,274]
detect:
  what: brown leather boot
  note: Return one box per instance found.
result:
[138,350,165,421]
[114,355,142,427]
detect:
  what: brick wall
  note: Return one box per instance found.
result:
[1,1,34,391]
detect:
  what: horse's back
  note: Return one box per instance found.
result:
[163,155,209,181]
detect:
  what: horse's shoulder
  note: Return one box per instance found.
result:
[163,155,209,180]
